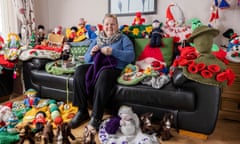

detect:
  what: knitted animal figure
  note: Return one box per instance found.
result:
[140,112,155,135]
[157,112,174,141]
[17,123,35,144]
[83,126,96,144]
[40,121,54,144]
[132,12,145,25]
[56,122,75,144]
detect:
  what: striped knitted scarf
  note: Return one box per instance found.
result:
[97,31,122,47]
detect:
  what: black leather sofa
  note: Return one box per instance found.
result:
[0,68,13,98]
[22,58,221,136]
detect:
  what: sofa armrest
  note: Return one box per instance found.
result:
[25,58,52,70]
[178,78,221,134]
[171,68,221,134]
[172,68,188,86]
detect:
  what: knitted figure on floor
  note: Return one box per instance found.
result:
[157,112,174,141]
[32,111,47,134]
[98,105,160,144]
[140,112,155,135]
[42,121,54,144]
[23,88,40,108]
[6,113,19,134]
[17,122,35,144]
[56,122,75,144]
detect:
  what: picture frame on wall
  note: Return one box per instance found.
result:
[108,0,157,16]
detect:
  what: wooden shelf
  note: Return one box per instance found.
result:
[220,62,240,121]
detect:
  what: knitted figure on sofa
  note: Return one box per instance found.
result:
[149,20,164,48]
[181,25,235,87]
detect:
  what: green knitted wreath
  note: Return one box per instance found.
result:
[45,60,82,75]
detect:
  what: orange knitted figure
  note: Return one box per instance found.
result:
[132,12,145,25]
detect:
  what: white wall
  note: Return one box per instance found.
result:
[34,0,240,45]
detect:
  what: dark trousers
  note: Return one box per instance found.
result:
[72,64,121,120]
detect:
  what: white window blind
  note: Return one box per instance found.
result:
[0,0,18,38]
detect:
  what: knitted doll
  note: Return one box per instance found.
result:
[32,111,47,134]
[23,88,40,108]
[149,20,164,48]
[36,25,45,45]
[68,26,78,42]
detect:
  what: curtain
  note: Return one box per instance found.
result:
[12,0,35,45]
[0,0,18,39]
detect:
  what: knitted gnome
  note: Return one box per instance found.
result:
[182,25,235,87]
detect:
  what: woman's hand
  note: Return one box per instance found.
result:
[90,45,100,56]
[101,46,112,56]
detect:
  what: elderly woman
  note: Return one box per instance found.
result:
[70,14,135,133]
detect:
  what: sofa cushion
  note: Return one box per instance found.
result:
[114,83,195,111]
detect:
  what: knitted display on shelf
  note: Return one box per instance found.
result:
[222,28,240,63]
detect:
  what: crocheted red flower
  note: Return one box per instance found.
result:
[226,68,235,86]
[216,72,227,82]
[201,70,213,78]
[188,64,198,74]
[197,63,206,71]
[208,64,220,73]
[178,58,189,66]
[187,60,195,66]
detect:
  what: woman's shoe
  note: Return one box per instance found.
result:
[88,117,102,131]
[69,111,90,129]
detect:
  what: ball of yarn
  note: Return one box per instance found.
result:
[105,116,121,134]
